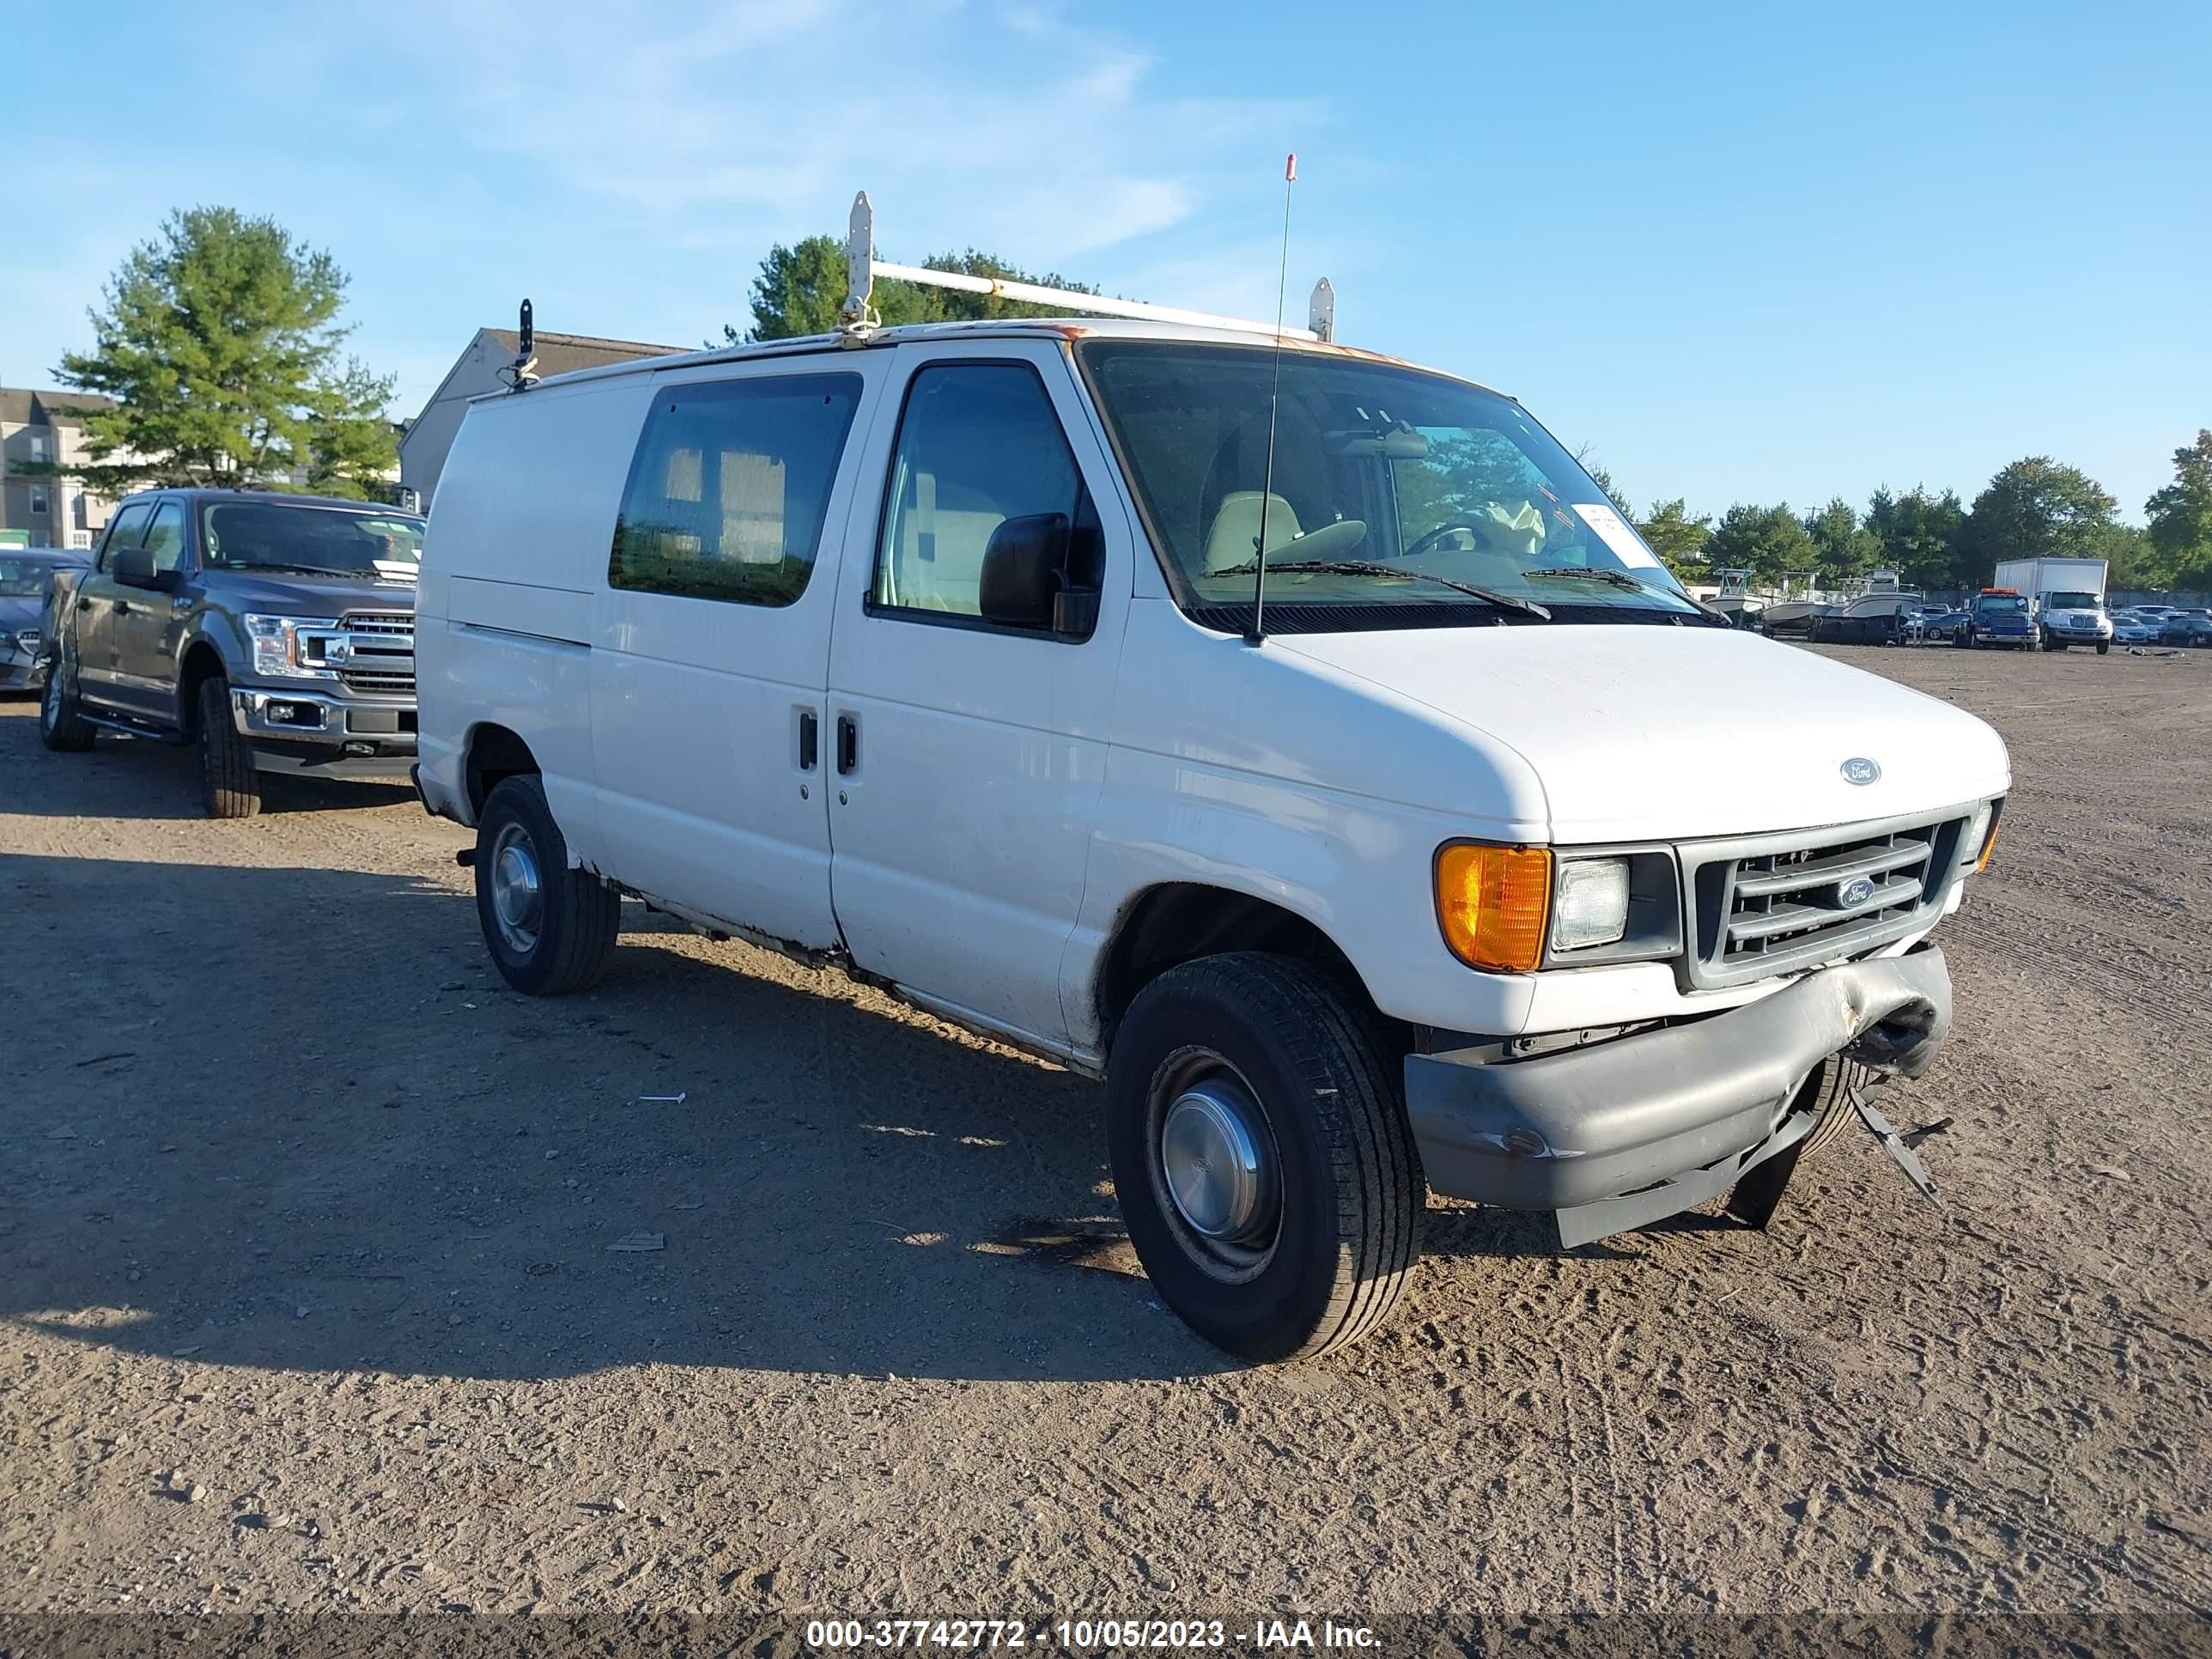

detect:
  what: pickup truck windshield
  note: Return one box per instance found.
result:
[200,502,426,574]
[1078,340,1705,631]
[1975,594,2030,612]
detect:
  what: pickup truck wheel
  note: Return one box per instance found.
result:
[474,775,620,995]
[197,678,262,818]
[39,661,94,751]
[1106,952,1421,1363]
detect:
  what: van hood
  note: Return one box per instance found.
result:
[1275,623,2010,843]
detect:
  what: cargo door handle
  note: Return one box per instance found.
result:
[798,710,818,771]
[836,714,857,775]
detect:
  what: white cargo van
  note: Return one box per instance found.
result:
[415,198,2009,1360]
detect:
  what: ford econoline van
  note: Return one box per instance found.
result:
[416,243,2008,1361]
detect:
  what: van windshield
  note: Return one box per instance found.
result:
[1077,341,1710,631]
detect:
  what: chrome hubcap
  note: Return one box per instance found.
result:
[1158,1070,1276,1247]
[489,823,543,953]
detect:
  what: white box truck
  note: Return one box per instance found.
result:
[1996,556,2111,653]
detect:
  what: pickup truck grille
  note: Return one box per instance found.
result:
[1682,811,1972,988]
[333,611,415,697]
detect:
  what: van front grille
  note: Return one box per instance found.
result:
[1683,811,1972,988]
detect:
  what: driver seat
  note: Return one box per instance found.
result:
[1202,491,1303,573]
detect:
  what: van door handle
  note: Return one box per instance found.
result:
[798,710,818,771]
[836,714,857,775]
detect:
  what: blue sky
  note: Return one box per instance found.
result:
[7,0,2206,523]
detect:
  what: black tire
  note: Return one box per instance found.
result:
[473,775,620,995]
[1796,1054,1874,1158]
[1106,951,1421,1363]
[196,677,261,819]
[2096,641,2110,655]
[39,657,94,751]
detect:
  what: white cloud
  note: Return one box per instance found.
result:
[306,0,1311,267]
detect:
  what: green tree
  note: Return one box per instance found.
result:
[1635,498,1711,578]
[1801,496,1881,582]
[1864,486,1969,592]
[1705,501,1816,582]
[2143,429,2212,591]
[1960,456,2118,583]
[35,207,397,498]
[732,236,1098,343]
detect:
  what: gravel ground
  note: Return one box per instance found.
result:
[3,643,2209,1633]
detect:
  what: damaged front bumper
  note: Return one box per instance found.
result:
[1405,949,1952,1246]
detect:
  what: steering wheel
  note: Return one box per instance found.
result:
[1399,514,1499,562]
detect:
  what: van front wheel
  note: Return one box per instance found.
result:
[1106,952,1422,1364]
[474,775,620,995]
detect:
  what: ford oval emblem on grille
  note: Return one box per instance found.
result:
[1837,875,1877,908]
[1840,757,1881,786]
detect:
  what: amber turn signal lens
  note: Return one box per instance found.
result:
[1975,804,2002,872]
[1434,842,1553,973]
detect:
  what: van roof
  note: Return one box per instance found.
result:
[466,315,1508,404]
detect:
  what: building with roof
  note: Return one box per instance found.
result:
[398,327,683,507]
[0,390,120,548]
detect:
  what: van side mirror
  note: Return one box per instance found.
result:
[112,547,172,591]
[979,513,1097,638]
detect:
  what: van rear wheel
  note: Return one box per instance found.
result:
[474,775,620,995]
[1106,952,1421,1363]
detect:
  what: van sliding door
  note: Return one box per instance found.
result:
[587,363,886,951]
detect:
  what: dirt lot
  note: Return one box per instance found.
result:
[3,643,2210,1634]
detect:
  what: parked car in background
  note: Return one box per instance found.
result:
[0,550,89,691]
[1918,609,1967,641]
[1810,593,1917,646]
[2160,616,2212,647]
[40,489,424,817]
[412,262,2010,1362]
[2112,612,2163,645]
[2130,605,2179,626]
[1957,589,2039,650]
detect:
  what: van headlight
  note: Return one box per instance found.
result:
[1551,858,1631,951]
[245,614,339,680]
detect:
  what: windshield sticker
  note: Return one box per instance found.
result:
[1571,502,1661,569]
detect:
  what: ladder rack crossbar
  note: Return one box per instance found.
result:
[842,192,1337,343]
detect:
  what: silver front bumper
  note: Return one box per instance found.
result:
[1405,949,1952,1243]
[232,687,416,747]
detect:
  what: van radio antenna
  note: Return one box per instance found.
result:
[1246,154,1297,647]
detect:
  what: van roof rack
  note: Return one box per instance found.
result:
[838,191,1336,344]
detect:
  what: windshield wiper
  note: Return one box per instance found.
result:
[1212,559,1551,619]
[1523,565,1732,625]
[234,562,365,577]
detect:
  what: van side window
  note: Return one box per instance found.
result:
[610,374,862,607]
[95,502,155,571]
[872,362,1102,629]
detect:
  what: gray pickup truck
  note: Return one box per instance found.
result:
[40,488,423,817]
